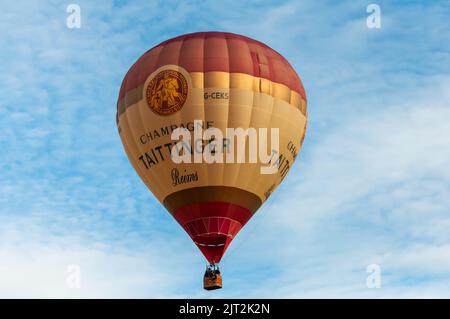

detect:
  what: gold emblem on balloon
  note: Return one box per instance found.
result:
[146,69,188,115]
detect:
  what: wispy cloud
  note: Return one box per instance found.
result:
[0,0,449,297]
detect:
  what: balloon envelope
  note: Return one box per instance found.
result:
[116,32,307,264]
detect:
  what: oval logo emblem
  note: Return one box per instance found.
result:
[146,69,188,116]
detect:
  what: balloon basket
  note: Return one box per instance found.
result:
[203,264,222,290]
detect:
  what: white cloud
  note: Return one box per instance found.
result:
[0,0,449,298]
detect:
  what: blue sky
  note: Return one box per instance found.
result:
[0,0,449,298]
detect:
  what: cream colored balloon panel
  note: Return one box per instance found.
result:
[264,99,305,197]
[122,102,174,199]
[203,74,230,187]
[235,91,276,200]
[119,108,166,200]
[118,114,164,201]
[221,89,254,189]
[183,86,209,193]
[249,98,306,201]
[261,101,306,200]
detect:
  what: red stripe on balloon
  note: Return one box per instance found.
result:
[173,201,253,264]
[117,32,306,107]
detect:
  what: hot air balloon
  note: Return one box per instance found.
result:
[116,32,307,290]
